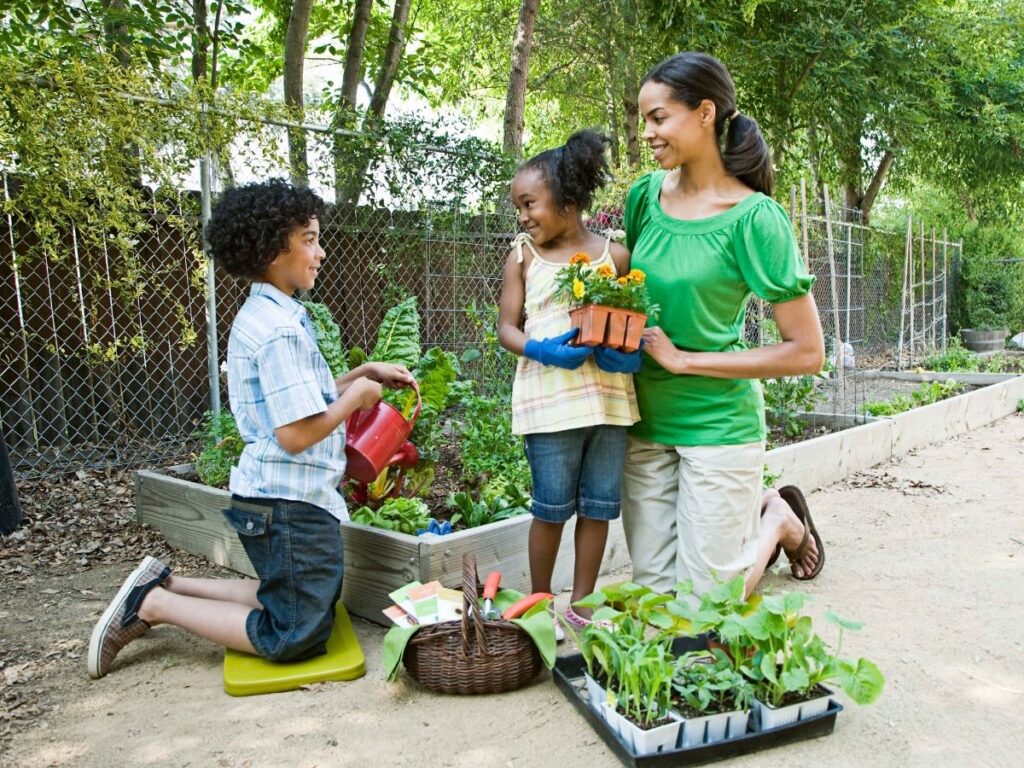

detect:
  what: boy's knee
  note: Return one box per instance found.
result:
[263,614,334,662]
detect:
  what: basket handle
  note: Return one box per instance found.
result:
[460,554,489,657]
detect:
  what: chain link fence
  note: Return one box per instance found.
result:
[1,117,958,478]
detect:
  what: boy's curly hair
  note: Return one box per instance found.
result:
[206,178,326,280]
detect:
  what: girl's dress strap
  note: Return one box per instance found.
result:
[512,232,543,264]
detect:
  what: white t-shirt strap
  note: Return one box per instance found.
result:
[511,232,543,264]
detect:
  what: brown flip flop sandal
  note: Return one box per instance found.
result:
[777,485,825,580]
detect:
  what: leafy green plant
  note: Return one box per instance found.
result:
[1017,399,1024,413]
[553,252,659,316]
[457,393,531,489]
[351,497,430,535]
[303,301,348,376]
[763,374,824,438]
[920,337,979,372]
[446,482,531,529]
[672,652,753,716]
[739,593,885,709]
[369,295,421,369]
[193,410,244,487]
[862,379,963,416]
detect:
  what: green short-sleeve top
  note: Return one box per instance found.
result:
[625,170,814,446]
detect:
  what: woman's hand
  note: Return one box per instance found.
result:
[641,327,686,373]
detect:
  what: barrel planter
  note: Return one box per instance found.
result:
[960,328,1007,352]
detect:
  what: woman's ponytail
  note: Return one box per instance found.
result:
[723,113,774,196]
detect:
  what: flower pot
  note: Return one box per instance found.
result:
[598,702,629,744]
[753,685,833,730]
[602,705,682,756]
[625,716,682,756]
[569,305,647,353]
[676,707,750,747]
[960,328,1008,353]
[584,672,606,710]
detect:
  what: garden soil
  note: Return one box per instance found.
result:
[2,412,1023,768]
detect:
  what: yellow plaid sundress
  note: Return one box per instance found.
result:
[510,233,639,435]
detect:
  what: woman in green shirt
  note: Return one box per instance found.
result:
[622,52,826,598]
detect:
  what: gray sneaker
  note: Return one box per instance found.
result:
[87,556,171,679]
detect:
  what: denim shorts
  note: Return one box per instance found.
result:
[523,425,628,523]
[224,496,345,662]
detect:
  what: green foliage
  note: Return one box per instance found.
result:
[193,410,244,487]
[369,295,421,369]
[553,254,658,316]
[862,379,963,416]
[571,574,884,717]
[955,226,1024,331]
[1017,399,1024,413]
[447,482,531,529]
[760,320,825,437]
[302,301,348,377]
[673,652,753,716]
[741,595,885,708]
[351,497,430,536]
[920,337,980,372]
[456,393,531,489]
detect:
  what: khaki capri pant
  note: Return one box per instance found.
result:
[621,436,765,596]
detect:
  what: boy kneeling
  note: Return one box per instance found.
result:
[88,179,412,678]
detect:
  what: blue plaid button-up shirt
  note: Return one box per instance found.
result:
[226,282,348,520]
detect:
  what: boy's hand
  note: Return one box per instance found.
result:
[349,377,384,410]
[363,362,415,389]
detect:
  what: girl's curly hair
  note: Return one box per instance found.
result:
[206,178,326,280]
[519,129,611,213]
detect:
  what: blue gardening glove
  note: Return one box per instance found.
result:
[416,518,452,536]
[593,345,643,374]
[523,329,593,370]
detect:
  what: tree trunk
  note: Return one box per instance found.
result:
[502,0,539,158]
[192,0,208,84]
[857,149,896,224]
[339,0,414,204]
[333,0,374,201]
[367,0,412,121]
[285,0,316,186]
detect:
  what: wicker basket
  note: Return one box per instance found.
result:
[402,554,543,694]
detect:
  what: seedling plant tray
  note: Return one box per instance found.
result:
[552,637,843,768]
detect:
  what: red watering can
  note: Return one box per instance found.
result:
[344,380,421,484]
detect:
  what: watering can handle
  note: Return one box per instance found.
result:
[408,379,422,425]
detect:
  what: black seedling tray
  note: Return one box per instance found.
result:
[552,637,842,768]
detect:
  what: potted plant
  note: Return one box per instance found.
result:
[739,592,885,729]
[594,617,681,756]
[553,252,658,352]
[960,307,1009,353]
[671,651,753,746]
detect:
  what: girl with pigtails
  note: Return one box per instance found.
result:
[498,130,640,633]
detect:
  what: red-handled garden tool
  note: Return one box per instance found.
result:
[480,572,501,620]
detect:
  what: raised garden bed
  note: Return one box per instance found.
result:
[134,465,630,624]
[136,372,1023,623]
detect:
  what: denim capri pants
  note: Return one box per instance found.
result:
[224,496,345,662]
[523,424,628,523]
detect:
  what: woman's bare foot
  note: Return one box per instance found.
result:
[761,490,819,579]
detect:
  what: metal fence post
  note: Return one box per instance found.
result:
[200,104,220,424]
[0,424,22,534]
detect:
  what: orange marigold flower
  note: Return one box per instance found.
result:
[595,264,615,278]
[569,252,591,266]
[617,277,629,285]
[628,269,646,282]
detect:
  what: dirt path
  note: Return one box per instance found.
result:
[2,412,1023,768]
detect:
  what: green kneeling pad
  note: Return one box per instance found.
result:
[223,602,366,696]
